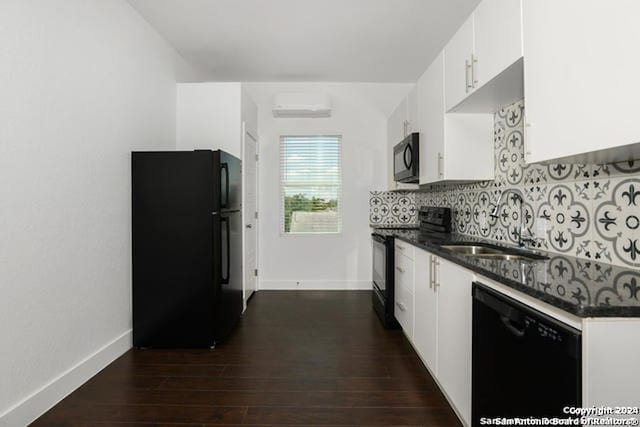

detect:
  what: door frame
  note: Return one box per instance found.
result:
[241,121,259,311]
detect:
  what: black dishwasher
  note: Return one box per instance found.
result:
[472,283,581,426]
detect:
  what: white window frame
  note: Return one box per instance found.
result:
[279,134,343,236]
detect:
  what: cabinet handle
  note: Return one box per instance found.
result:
[524,114,532,162]
[429,255,434,289]
[396,266,405,273]
[438,152,444,178]
[471,54,478,88]
[433,257,440,289]
[396,301,406,312]
[465,59,472,93]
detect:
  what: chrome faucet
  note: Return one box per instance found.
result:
[490,190,536,247]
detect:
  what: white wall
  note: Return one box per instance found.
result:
[0,1,179,424]
[244,83,412,290]
[176,83,242,157]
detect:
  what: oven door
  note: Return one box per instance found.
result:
[372,234,387,294]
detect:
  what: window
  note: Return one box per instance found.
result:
[280,135,342,234]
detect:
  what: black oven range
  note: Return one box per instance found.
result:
[371,207,451,328]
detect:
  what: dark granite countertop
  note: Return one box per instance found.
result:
[374,228,640,318]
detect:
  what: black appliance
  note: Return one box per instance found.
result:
[371,231,400,328]
[393,132,419,183]
[371,207,451,328]
[132,150,243,348]
[472,283,582,426]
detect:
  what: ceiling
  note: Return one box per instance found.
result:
[127,0,481,83]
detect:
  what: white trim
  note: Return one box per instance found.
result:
[260,280,371,290]
[242,121,259,309]
[242,120,247,311]
[0,330,132,427]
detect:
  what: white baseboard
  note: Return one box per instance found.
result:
[0,330,132,427]
[259,280,372,290]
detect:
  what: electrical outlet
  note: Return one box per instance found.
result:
[536,219,547,237]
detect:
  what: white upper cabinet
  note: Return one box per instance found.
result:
[523,0,640,164]
[474,0,523,88]
[418,52,446,184]
[388,97,407,146]
[406,85,418,136]
[417,52,494,184]
[444,0,523,113]
[387,88,419,190]
[444,16,474,111]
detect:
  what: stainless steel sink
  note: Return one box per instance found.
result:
[470,253,538,262]
[440,245,504,255]
[441,244,548,261]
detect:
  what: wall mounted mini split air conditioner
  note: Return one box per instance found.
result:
[272,93,331,118]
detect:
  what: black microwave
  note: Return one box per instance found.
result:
[393,133,419,183]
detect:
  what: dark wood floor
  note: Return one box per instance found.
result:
[32,291,461,426]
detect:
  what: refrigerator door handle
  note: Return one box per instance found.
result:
[220,163,229,209]
[221,216,230,285]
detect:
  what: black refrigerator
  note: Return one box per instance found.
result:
[132,150,243,348]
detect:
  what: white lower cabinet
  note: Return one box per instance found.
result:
[435,258,473,426]
[399,242,640,426]
[413,248,437,373]
[394,280,414,340]
[394,250,415,340]
[398,244,473,426]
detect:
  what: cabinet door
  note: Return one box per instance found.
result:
[406,86,418,136]
[413,248,437,373]
[418,52,445,184]
[474,0,522,87]
[395,252,414,294]
[436,258,473,425]
[523,0,640,164]
[444,15,474,111]
[387,96,419,190]
[394,280,414,341]
[389,97,407,143]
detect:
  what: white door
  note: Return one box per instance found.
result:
[242,124,258,308]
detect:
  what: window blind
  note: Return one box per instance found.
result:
[280,135,342,234]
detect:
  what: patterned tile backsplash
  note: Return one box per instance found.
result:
[370,100,640,268]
